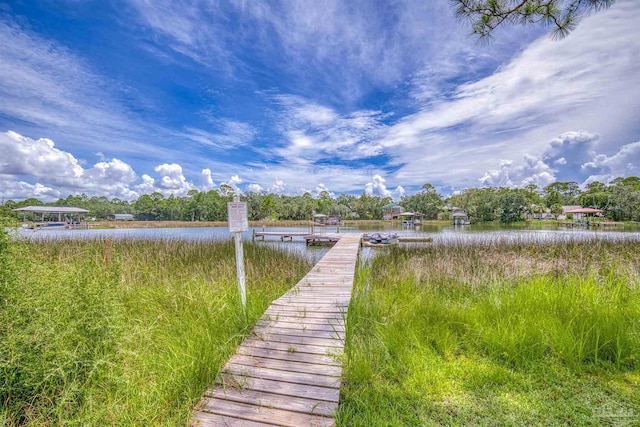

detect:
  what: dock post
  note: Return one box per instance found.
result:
[228,196,248,316]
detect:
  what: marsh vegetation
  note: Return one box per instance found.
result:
[339,239,640,425]
[0,234,310,426]
[3,228,639,426]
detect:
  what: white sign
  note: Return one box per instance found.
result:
[227,202,248,232]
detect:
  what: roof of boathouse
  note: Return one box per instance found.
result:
[564,207,603,214]
[13,206,89,214]
[561,205,582,213]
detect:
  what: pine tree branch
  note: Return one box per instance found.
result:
[451,0,615,39]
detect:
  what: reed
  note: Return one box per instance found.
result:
[339,238,640,426]
[0,236,310,426]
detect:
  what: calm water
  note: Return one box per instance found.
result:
[14,222,640,263]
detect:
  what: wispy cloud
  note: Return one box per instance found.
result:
[381,0,640,188]
[0,14,251,181]
[1,0,638,202]
[0,16,186,165]
[126,0,506,104]
[126,0,233,70]
[269,95,387,164]
[0,20,124,133]
[178,119,255,150]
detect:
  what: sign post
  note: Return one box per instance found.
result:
[227,196,248,313]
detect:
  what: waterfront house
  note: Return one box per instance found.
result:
[114,213,134,221]
[558,205,582,220]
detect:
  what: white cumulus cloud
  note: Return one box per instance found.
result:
[268,178,286,194]
[315,183,335,198]
[0,131,83,182]
[479,130,639,189]
[364,174,392,197]
[200,168,215,191]
[0,131,140,199]
[135,174,156,195]
[246,183,263,193]
[154,163,193,194]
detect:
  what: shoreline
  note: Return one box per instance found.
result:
[88,219,452,229]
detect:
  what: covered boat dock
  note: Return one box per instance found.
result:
[559,207,623,227]
[13,206,90,229]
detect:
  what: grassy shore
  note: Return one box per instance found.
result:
[4,228,639,426]
[0,235,311,426]
[338,239,640,426]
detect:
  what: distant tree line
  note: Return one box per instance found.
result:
[446,176,640,222]
[2,176,639,223]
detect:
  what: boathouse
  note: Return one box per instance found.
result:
[452,211,470,225]
[395,211,424,226]
[114,213,134,221]
[13,206,89,229]
[563,207,604,222]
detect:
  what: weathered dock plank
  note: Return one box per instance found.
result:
[236,345,341,366]
[255,318,346,331]
[195,399,334,427]
[227,354,343,377]
[240,338,344,356]
[215,373,340,402]
[249,333,344,348]
[204,386,337,416]
[223,363,342,388]
[192,234,362,426]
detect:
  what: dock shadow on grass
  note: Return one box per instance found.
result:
[338,238,640,426]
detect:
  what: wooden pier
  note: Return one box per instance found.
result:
[362,234,434,243]
[191,234,363,427]
[252,229,345,246]
[304,234,341,246]
[252,230,310,241]
[558,221,624,228]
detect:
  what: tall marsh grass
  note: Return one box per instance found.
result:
[0,235,310,426]
[339,238,640,426]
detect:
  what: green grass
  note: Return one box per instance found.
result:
[338,239,640,426]
[4,230,640,426]
[0,235,310,426]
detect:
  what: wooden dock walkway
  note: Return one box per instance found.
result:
[191,234,363,427]
[252,230,310,241]
[558,221,624,228]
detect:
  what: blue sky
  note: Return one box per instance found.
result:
[1,0,639,201]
